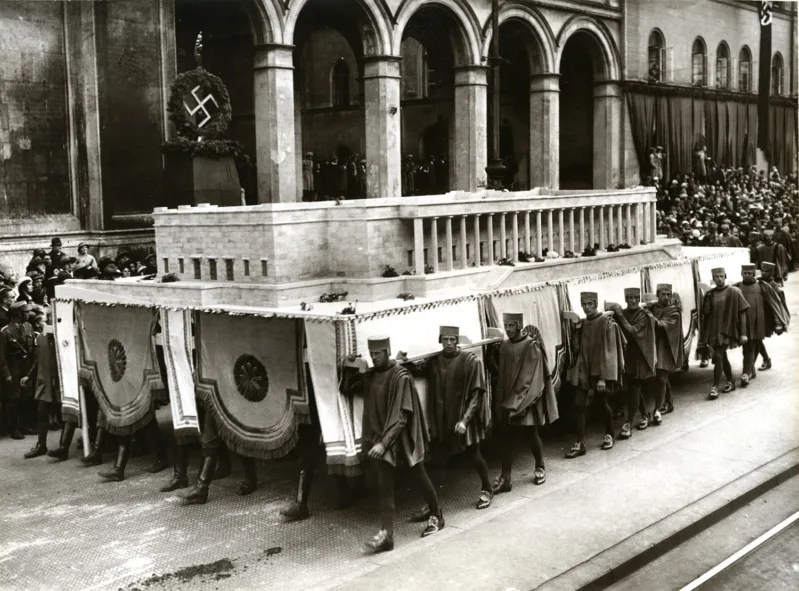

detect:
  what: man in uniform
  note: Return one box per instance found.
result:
[735,263,789,387]
[698,267,749,399]
[609,288,657,439]
[716,224,743,247]
[20,312,60,458]
[398,325,493,510]
[757,229,790,284]
[648,284,685,420]
[343,336,443,553]
[771,216,795,271]
[753,261,786,371]
[0,302,35,440]
[564,292,626,458]
[490,315,558,494]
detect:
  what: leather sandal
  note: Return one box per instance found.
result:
[365,529,394,553]
[533,467,546,485]
[491,475,512,495]
[421,513,445,537]
[722,381,736,393]
[601,434,614,450]
[759,359,772,371]
[708,386,719,400]
[476,489,493,510]
[565,442,586,459]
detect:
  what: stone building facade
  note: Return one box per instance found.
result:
[0,0,796,267]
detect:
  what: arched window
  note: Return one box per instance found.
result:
[716,42,730,89]
[331,59,350,107]
[739,46,752,92]
[648,29,666,82]
[692,38,707,87]
[421,48,441,98]
[772,53,784,95]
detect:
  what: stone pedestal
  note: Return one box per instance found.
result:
[253,44,297,203]
[453,67,488,192]
[363,56,402,198]
[161,154,241,208]
[593,81,622,190]
[529,74,559,190]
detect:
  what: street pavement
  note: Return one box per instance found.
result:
[0,282,797,591]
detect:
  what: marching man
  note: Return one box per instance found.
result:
[343,336,443,553]
[756,229,790,284]
[491,314,559,494]
[398,325,493,512]
[698,267,749,399]
[754,261,787,371]
[609,288,657,438]
[735,263,789,387]
[648,284,685,418]
[564,292,626,457]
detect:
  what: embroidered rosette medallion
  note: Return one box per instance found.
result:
[107,339,127,383]
[234,354,269,402]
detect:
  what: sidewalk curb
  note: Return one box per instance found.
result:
[534,448,799,591]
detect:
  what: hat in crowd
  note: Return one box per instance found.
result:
[27,256,44,269]
[98,256,114,271]
[51,237,62,247]
[56,271,72,281]
[764,229,775,237]
[691,229,700,238]
[78,242,88,250]
[741,264,756,272]
[439,326,459,338]
[33,249,46,258]
[624,287,641,298]
[580,292,599,303]
[8,301,30,317]
[502,312,524,326]
[656,283,673,293]
[749,231,760,241]
[102,264,123,279]
[305,152,313,157]
[711,267,726,275]
[27,271,42,281]
[720,223,729,230]
[367,335,391,353]
[18,276,32,289]
[761,261,777,271]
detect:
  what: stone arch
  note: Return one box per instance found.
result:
[556,15,621,81]
[481,3,557,74]
[393,0,483,65]
[243,0,283,44]
[284,0,392,56]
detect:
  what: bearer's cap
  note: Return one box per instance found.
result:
[656,283,673,293]
[580,292,599,303]
[8,302,30,316]
[439,326,459,338]
[764,229,775,237]
[502,312,524,326]
[761,262,776,271]
[741,264,756,272]
[711,267,726,275]
[367,335,391,353]
[624,287,641,298]
[749,231,760,240]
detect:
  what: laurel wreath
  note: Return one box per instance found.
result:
[166,67,232,140]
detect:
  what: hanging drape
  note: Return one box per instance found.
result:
[727,103,738,168]
[784,107,797,173]
[667,97,693,176]
[692,98,706,148]
[626,93,657,181]
[714,100,728,166]
[735,103,747,168]
[705,100,717,167]
[746,102,758,166]
[655,95,671,179]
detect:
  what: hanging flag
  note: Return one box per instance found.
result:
[757,1,772,155]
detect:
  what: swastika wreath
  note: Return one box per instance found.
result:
[195,312,311,459]
[77,304,164,435]
[167,67,232,140]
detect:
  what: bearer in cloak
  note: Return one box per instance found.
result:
[608,288,657,439]
[648,284,685,419]
[735,263,789,387]
[343,336,443,553]
[564,292,626,458]
[490,314,558,495]
[698,267,749,400]
[397,325,493,511]
[753,261,786,371]
[757,229,790,284]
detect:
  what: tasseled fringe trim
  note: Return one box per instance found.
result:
[105,409,154,437]
[79,366,155,436]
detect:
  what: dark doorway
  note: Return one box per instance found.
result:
[559,34,595,189]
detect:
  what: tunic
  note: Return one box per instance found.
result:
[567,313,626,393]
[619,308,658,380]
[360,361,428,467]
[650,302,685,372]
[0,322,35,401]
[423,350,489,453]
[738,281,767,340]
[757,243,790,279]
[27,332,60,403]
[700,285,749,349]
[495,336,559,427]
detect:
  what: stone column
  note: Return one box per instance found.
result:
[499,213,507,259]
[593,81,622,190]
[486,214,495,264]
[363,56,402,198]
[460,216,468,269]
[557,209,565,254]
[569,208,575,253]
[444,216,454,271]
[579,207,585,252]
[608,206,615,245]
[589,206,596,247]
[535,211,543,257]
[625,204,633,246]
[529,74,559,189]
[598,207,606,250]
[254,44,297,203]
[651,200,657,242]
[430,217,439,273]
[547,210,554,253]
[413,217,425,275]
[524,212,531,254]
[453,66,488,192]
[511,213,519,261]
[641,203,650,244]
[473,214,482,266]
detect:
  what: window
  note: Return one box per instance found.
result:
[716,42,730,89]
[739,46,752,92]
[331,59,350,107]
[178,258,184,274]
[437,246,443,263]
[208,258,217,281]
[261,259,268,277]
[421,48,441,98]
[162,258,169,274]
[243,259,250,276]
[225,259,234,281]
[647,30,666,82]
[692,38,707,87]
[772,53,784,95]
[192,258,201,280]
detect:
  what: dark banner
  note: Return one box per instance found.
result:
[757,1,773,154]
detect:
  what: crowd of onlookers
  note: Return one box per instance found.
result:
[647,163,799,270]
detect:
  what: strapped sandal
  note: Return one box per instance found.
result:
[491,475,512,495]
[619,423,632,439]
[652,410,663,426]
[421,513,445,537]
[637,415,649,431]
[660,401,675,415]
[759,359,772,371]
[565,441,586,459]
[365,529,394,552]
[722,381,736,393]
[476,489,493,510]
[601,434,614,450]
[740,374,750,388]
[708,386,719,400]
[533,467,546,485]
